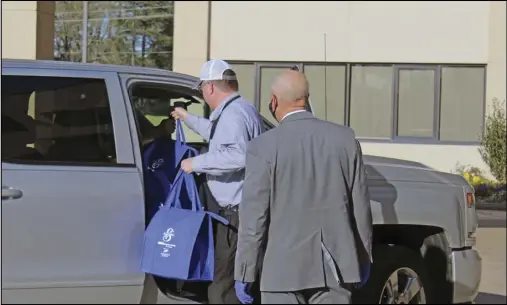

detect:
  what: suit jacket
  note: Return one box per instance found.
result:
[234,111,373,292]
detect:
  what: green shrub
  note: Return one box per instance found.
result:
[455,163,490,185]
[479,99,506,183]
[454,163,507,199]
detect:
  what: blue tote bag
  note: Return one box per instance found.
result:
[143,137,177,223]
[141,121,228,281]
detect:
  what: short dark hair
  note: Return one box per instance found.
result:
[212,69,239,91]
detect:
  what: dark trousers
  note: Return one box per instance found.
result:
[208,207,241,304]
[261,285,352,304]
[197,173,261,304]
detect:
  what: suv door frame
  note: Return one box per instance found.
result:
[1,68,146,304]
[118,73,209,169]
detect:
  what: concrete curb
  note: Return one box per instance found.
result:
[476,202,506,211]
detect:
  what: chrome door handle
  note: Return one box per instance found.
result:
[2,186,23,200]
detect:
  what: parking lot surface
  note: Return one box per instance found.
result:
[477,210,506,228]
[474,228,506,304]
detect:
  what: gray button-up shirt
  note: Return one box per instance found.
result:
[183,93,264,207]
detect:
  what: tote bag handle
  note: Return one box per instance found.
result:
[175,120,199,165]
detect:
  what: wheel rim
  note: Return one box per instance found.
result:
[379,267,426,304]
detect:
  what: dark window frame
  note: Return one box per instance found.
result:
[348,63,394,140]
[228,61,487,145]
[301,63,348,124]
[254,62,303,112]
[393,65,441,142]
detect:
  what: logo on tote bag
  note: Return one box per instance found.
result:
[158,228,176,258]
[148,158,165,172]
[163,228,175,242]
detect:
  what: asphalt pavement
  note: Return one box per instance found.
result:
[477,210,506,228]
[474,228,506,304]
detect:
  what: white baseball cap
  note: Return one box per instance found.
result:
[194,59,237,90]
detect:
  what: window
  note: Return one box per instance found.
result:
[1,75,116,164]
[229,63,255,104]
[227,61,486,143]
[396,67,437,138]
[129,83,206,144]
[439,67,485,142]
[259,66,297,125]
[349,65,393,138]
[304,64,346,124]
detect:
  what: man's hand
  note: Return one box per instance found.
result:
[355,262,371,289]
[154,118,175,138]
[170,107,188,120]
[234,281,254,304]
[181,158,193,173]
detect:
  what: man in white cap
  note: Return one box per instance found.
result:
[171,59,263,304]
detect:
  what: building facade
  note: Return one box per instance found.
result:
[2,1,505,175]
[173,1,506,175]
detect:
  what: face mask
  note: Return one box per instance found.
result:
[268,100,277,121]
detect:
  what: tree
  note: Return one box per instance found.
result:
[54,1,173,70]
[54,1,84,62]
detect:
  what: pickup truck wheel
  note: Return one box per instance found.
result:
[353,245,432,304]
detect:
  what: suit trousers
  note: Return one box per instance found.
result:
[260,255,353,305]
[261,285,352,304]
[261,287,352,304]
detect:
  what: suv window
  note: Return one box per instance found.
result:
[1,75,117,164]
[129,83,206,144]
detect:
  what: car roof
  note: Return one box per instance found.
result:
[1,59,198,83]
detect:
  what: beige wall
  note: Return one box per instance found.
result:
[486,1,506,108]
[1,1,54,60]
[210,1,489,63]
[172,1,210,77]
[173,1,505,176]
[358,0,503,176]
[360,143,485,174]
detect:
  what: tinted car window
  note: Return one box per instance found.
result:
[1,75,117,164]
[129,83,207,144]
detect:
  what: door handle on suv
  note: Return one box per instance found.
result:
[2,186,23,200]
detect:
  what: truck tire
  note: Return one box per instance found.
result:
[353,244,433,304]
[420,232,453,304]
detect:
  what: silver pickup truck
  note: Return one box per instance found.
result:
[1,59,481,304]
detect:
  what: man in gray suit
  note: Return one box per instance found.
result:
[234,70,373,304]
